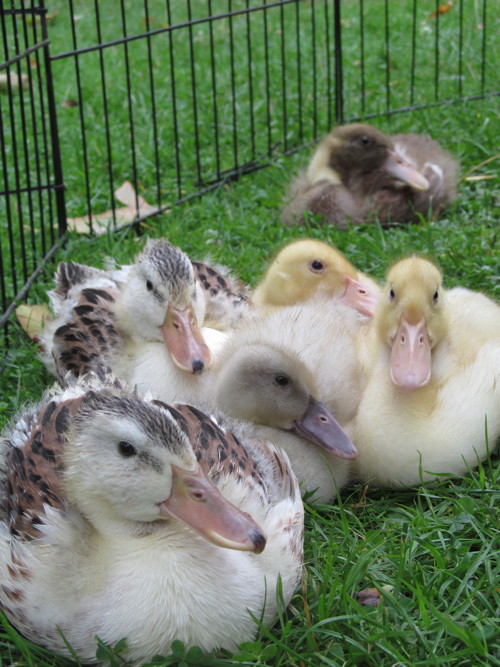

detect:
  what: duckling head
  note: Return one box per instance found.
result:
[308,123,429,192]
[62,387,265,552]
[213,343,357,459]
[118,239,212,374]
[253,239,378,317]
[376,256,448,390]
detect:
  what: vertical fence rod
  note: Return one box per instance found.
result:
[333,0,343,124]
[41,0,66,237]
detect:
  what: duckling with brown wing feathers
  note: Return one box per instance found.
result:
[282,123,458,228]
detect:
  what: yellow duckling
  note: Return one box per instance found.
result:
[253,239,380,318]
[348,256,500,487]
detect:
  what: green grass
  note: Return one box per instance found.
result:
[1,2,500,665]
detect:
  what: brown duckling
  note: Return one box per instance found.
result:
[281,123,459,228]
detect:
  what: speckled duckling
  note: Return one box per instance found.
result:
[192,259,252,330]
[0,372,303,664]
[39,238,213,379]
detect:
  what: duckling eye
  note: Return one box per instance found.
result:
[118,441,137,457]
[274,375,290,387]
[433,290,439,302]
[389,288,396,301]
[308,259,325,273]
[146,280,154,292]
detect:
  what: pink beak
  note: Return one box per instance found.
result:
[384,149,430,191]
[160,305,212,374]
[341,275,379,318]
[390,316,432,390]
[160,464,266,553]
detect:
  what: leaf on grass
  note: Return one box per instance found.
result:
[61,98,78,108]
[16,304,51,341]
[429,1,453,18]
[355,587,381,606]
[0,72,28,91]
[66,180,168,235]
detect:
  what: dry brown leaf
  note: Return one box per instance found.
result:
[66,181,166,236]
[16,304,51,341]
[355,588,381,606]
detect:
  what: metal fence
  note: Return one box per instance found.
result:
[1,0,498,353]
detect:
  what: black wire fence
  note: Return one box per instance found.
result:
[1,0,498,353]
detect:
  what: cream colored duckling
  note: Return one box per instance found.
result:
[0,372,303,664]
[253,239,380,318]
[39,238,212,379]
[349,256,500,487]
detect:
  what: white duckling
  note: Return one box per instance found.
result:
[252,238,380,318]
[349,256,500,487]
[0,372,303,664]
[39,238,212,379]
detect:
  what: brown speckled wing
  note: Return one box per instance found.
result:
[53,262,109,299]
[4,397,83,541]
[192,261,251,329]
[160,402,268,502]
[51,285,122,379]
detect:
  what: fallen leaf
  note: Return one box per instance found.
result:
[429,1,453,18]
[355,588,381,607]
[0,72,28,91]
[61,98,78,108]
[16,304,51,341]
[66,181,168,235]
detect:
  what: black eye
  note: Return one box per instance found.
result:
[389,288,396,300]
[146,280,153,292]
[118,441,137,457]
[309,259,325,273]
[360,135,372,146]
[274,375,290,387]
[433,290,439,302]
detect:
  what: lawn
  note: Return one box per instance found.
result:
[0,1,499,665]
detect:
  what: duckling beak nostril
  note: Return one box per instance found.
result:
[192,359,204,374]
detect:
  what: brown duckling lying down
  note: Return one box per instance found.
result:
[281,123,459,228]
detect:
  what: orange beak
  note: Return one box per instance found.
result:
[160,305,212,374]
[160,464,266,553]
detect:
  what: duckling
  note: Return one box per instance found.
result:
[39,238,212,379]
[192,259,252,330]
[252,238,380,318]
[281,123,458,228]
[0,372,303,664]
[126,323,358,503]
[205,303,376,502]
[348,256,500,487]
